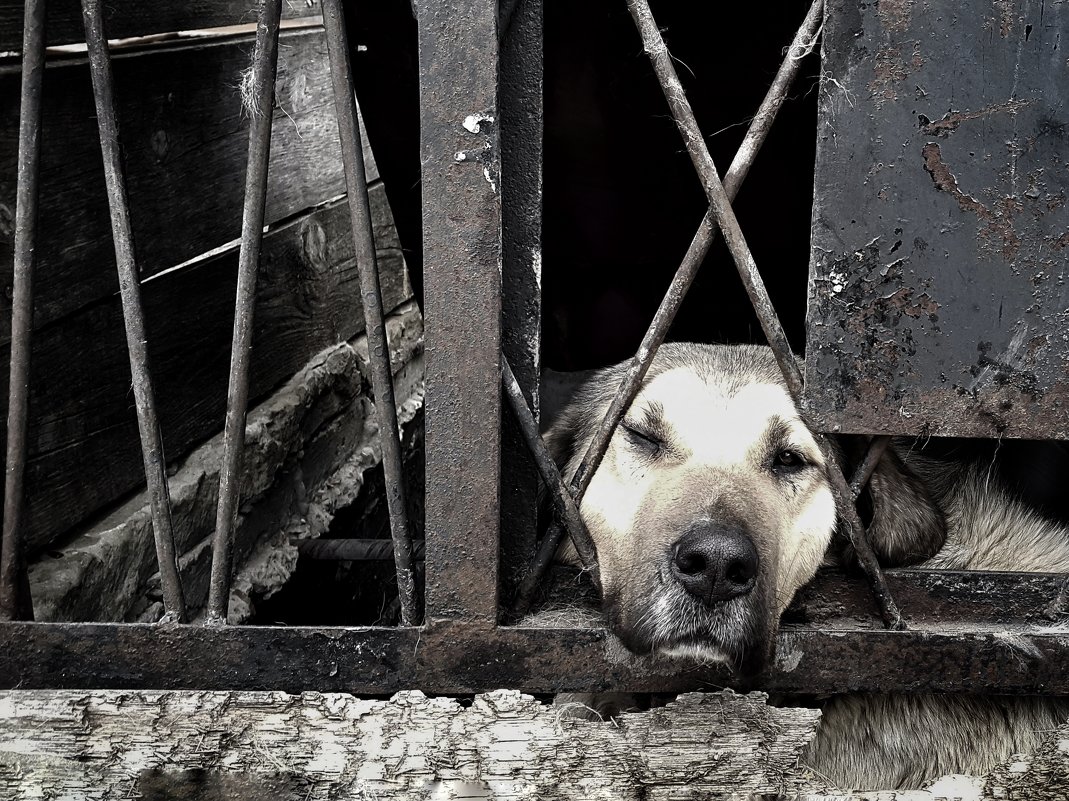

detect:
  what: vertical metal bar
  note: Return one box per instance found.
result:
[501,358,599,590]
[511,0,824,617]
[205,0,282,625]
[321,0,418,626]
[0,0,47,622]
[626,0,904,629]
[418,0,503,624]
[81,0,187,623]
[499,0,544,598]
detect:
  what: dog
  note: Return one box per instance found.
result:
[541,342,1069,790]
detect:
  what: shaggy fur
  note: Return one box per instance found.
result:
[542,342,1069,791]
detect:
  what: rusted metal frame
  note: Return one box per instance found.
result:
[418,0,504,624]
[322,0,419,626]
[0,0,47,622]
[502,358,601,593]
[81,0,187,623]
[511,0,825,618]
[205,0,283,625]
[626,0,904,629]
[0,570,1066,694]
[297,538,426,561]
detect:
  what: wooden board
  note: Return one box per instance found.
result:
[0,185,409,554]
[0,689,820,799]
[0,1,321,50]
[0,28,369,343]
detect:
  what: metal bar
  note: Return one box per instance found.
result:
[513,0,825,617]
[205,0,283,625]
[626,0,904,629]
[0,571,1064,694]
[502,358,600,592]
[322,0,419,626]
[850,436,892,499]
[499,0,545,603]
[297,538,426,562]
[0,0,47,622]
[81,0,187,623]
[570,0,824,498]
[418,0,503,624]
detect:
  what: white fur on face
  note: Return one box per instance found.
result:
[577,366,837,625]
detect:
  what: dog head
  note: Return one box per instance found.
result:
[544,343,943,676]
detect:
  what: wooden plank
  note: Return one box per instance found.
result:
[0,1,321,50]
[0,689,820,799]
[0,28,374,344]
[0,186,410,554]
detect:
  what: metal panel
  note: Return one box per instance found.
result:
[805,0,1069,439]
[419,0,503,623]
[0,571,1067,695]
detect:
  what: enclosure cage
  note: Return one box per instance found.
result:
[0,0,1067,704]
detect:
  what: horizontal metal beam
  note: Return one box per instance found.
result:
[0,571,1066,695]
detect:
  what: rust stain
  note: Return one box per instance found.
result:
[986,0,1016,37]
[921,142,1021,261]
[869,43,924,108]
[877,0,914,33]
[920,99,1033,137]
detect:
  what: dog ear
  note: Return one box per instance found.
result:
[851,444,947,567]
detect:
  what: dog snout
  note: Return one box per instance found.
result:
[670,524,758,604]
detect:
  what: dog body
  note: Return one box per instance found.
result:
[542,342,1069,790]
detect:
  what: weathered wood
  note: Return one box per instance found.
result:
[1,186,409,553]
[0,28,374,341]
[0,689,819,799]
[27,302,422,623]
[0,1,321,50]
[976,722,1069,800]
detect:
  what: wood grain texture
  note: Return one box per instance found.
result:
[1,186,409,553]
[0,28,373,341]
[0,689,819,799]
[0,0,321,50]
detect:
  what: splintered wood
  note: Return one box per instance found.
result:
[0,689,818,800]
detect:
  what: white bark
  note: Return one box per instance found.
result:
[0,689,818,800]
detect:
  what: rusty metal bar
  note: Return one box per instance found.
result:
[81,0,187,623]
[850,436,892,499]
[512,0,825,617]
[322,0,418,626]
[205,0,282,625]
[502,358,600,593]
[298,538,426,562]
[626,0,903,629]
[498,0,544,603]
[0,570,1066,694]
[418,0,503,624]
[0,0,47,622]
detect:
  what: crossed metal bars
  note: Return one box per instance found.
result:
[2,0,416,626]
[4,0,901,632]
[508,0,902,629]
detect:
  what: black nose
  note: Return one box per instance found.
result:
[671,525,758,604]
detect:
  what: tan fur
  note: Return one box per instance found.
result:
[543,342,1069,791]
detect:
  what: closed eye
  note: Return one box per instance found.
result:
[621,421,664,455]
